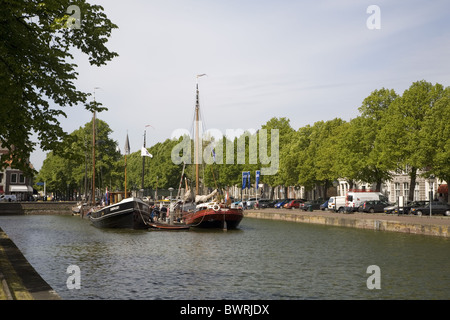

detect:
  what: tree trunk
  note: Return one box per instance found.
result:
[376,180,382,192]
[408,167,417,202]
[323,180,329,200]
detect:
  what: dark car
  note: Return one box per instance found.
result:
[254,199,271,209]
[302,199,323,211]
[259,199,277,209]
[283,199,304,209]
[394,201,428,215]
[359,200,391,213]
[320,200,328,211]
[410,201,450,216]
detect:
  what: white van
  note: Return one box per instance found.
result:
[345,191,387,212]
[328,196,346,212]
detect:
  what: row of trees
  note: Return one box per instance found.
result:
[36,80,450,201]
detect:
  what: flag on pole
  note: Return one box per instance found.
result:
[247,171,251,189]
[141,146,153,158]
[242,171,247,190]
[124,133,130,155]
[256,170,260,190]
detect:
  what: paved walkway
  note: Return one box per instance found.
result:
[0,228,60,300]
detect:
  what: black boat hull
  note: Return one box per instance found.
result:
[89,198,151,229]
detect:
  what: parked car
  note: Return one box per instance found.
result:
[302,199,323,211]
[259,199,277,209]
[358,200,391,213]
[0,195,17,202]
[410,201,450,216]
[251,198,269,209]
[231,201,243,209]
[395,201,428,215]
[384,203,397,214]
[320,200,328,211]
[284,199,305,209]
[246,198,257,209]
[274,199,292,209]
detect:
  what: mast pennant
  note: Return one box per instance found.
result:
[141,147,153,158]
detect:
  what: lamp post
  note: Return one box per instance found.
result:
[428,174,435,217]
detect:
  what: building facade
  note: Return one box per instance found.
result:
[0,146,34,201]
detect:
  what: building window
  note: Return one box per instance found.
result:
[10,173,17,183]
[403,182,409,199]
[19,174,25,184]
[394,182,400,199]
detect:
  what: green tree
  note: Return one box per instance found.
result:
[297,118,345,199]
[377,80,444,200]
[0,0,118,174]
[420,86,450,185]
[259,117,294,197]
[35,118,120,199]
[336,88,398,190]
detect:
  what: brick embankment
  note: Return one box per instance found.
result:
[244,208,450,238]
[0,227,60,300]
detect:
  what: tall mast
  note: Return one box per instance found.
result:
[92,111,96,205]
[92,87,100,205]
[195,74,206,196]
[124,132,130,198]
[195,81,200,196]
[141,128,146,192]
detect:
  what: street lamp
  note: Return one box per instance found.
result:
[428,174,435,217]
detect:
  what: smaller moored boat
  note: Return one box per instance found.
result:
[148,222,191,231]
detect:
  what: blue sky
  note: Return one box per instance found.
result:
[31,0,450,170]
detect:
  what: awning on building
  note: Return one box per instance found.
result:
[10,185,33,192]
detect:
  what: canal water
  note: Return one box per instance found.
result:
[0,215,449,300]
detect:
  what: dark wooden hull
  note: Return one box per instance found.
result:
[182,207,243,229]
[89,198,151,229]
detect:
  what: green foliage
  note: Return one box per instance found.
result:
[376,80,445,199]
[35,118,120,195]
[420,87,450,183]
[34,81,449,199]
[0,0,118,174]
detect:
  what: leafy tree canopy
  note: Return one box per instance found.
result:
[0,0,118,174]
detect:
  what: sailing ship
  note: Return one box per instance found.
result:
[89,130,152,229]
[180,75,244,230]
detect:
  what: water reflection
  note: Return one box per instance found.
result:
[0,215,449,300]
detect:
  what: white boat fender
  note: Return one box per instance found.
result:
[212,204,220,211]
